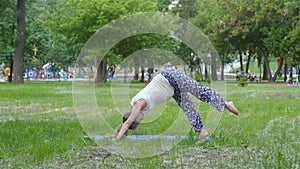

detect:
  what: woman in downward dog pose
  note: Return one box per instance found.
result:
[113,68,239,140]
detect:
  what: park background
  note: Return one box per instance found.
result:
[0,0,300,168]
[0,0,299,83]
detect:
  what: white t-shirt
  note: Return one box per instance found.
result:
[130,74,174,114]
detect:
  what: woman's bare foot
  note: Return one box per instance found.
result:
[198,127,209,138]
[196,127,213,143]
[226,101,239,116]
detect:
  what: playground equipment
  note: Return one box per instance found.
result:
[43,63,55,79]
[1,63,69,81]
[0,67,10,82]
[42,63,68,80]
[25,69,37,79]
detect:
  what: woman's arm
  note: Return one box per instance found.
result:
[116,99,146,139]
[111,124,123,138]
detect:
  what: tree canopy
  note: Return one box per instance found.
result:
[0,0,299,83]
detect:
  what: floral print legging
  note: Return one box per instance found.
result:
[161,69,227,132]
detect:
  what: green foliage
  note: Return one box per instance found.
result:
[1,0,299,82]
[194,70,202,83]
[0,0,17,59]
[41,0,159,69]
[191,0,299,80]
[194,70,212,85]
[157,0,173,12]
[205,73,211,84]
[237,72,249,87]
[43,0,158,44]
[113,34,177,61]
[170,0,198,19]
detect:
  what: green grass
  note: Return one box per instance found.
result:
[0,80,299,168]
[233,61,278,74]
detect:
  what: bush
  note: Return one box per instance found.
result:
[194,71,202,83]
[194,71,211,85]
[205,73,211,85]
[238,72,248,87]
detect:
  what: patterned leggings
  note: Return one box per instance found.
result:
[161,69,226,132]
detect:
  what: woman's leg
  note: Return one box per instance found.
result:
[170,69,227,112]
[161,69,238,133]
[161,69,204,132]
[173,91,204,132]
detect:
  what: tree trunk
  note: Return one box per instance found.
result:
[8,55,13,82]
[12,0,26,83]
[96,60,107,85]
[89,66,94,81]
[211,54,218,81]
[148,60,154,82]
[264,56,272,81]
[258,47,272,81]
[221,62,225,81]
[205,63,210,84]
[134,59,139,80]
[198,61,204,81]
[245,51,251,74]
[283,63,288,82]
[140,65,144,82]
[189,66,193,79]
[239,50,244,72]
[263,60,269,80]
[271,57,284,82]
[204,64,208,80]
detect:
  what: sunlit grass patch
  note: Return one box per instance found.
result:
[0,119,88,167]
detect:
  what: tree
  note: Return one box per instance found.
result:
[0,0,17,82]
[44,0,158,84]
[285,0,300,80]
[191,0,233,81]
[25,0,74,69]
[201,0,299,82]
[170,0,201,78]
[12,0,26,83]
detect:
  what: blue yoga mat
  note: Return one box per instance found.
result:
[84,135,194,140]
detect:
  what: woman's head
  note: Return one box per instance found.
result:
[123,111,144,130]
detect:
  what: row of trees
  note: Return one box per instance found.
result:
[195,0,299,82]
[0,0,299,83]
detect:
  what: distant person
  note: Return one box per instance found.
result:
[0,70,3,80]
[289,70,293,85]
[145,71,149,86]
[0,63,5,70]
[112,68,239,140]
[236,70,241,81]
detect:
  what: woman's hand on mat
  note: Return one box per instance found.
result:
[111,124,129,140]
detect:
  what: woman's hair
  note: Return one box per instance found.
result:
[123,111,141,130]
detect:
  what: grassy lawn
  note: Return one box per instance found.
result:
[231,61,279,74]
[0,80,299,168]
